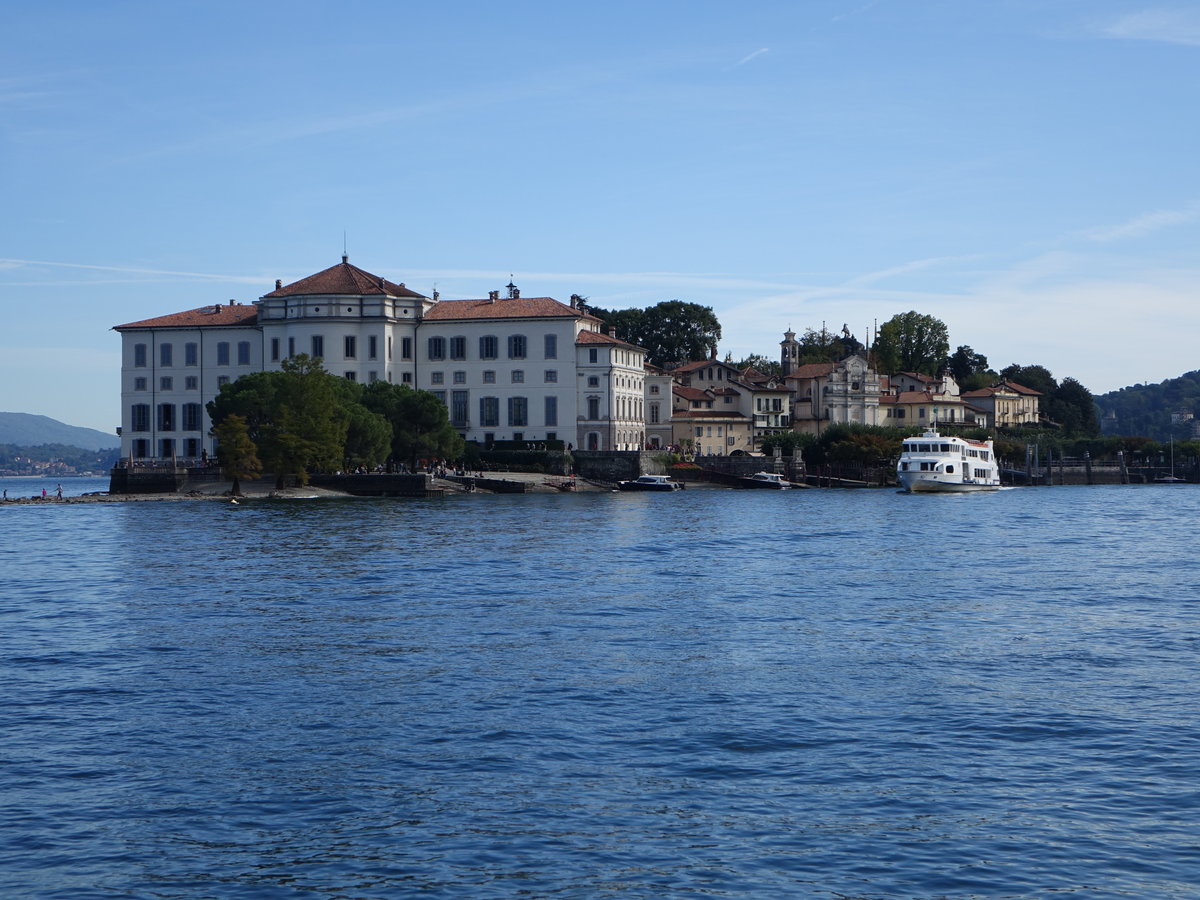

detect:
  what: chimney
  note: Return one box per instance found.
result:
[275,279,282,290]
[488,290,499,303]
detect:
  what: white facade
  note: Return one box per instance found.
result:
[114,259,645,460]
[117,306,262,462]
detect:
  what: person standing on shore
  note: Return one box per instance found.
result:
[56,484,63,499]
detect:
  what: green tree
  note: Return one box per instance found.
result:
[588,300,721,368]
[1050,377,1099,436]
[211,414,262,496]
[208,355,349,484]
[757,431,816,458]
[1000,363,1057,396]
[262,356,348,482]
[361,382,464,470]
[947,345,991,386]
[873,312,949,375]
[329,377,392,470]
[343,404,393,469]
[794,327,864,365]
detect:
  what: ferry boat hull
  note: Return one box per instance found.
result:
[898,473,1000,493]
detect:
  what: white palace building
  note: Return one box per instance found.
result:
[114,256,647,462]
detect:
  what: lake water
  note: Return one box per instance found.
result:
[2,481,1198,898]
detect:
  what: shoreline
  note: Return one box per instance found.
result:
[0,471,662,505]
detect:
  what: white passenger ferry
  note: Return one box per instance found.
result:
[897,429,1001,493]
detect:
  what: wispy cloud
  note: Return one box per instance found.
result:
[734,48,769,67]
[832,0,885,24]
[0,258,268,285]
[1083,206,1200,242]
[842,254,981,289]
[1102,9,1200,46]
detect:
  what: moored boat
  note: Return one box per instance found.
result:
[739,471,793,489]
[897,428,1000,493]
[617,474,685,492]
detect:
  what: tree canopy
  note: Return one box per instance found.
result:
[947,345,992,389]
[361,381,464,469]
[873,311,949,376]
[792,327,864,366]
[207,355,462,479]
[586,300,721,368]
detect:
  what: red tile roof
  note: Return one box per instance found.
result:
[673,385,710,401]
[114,303,259,330]
[671,359,726,374]
[424,295,582,322]
[962,381,1042,398]
[786,363,835,379]
[575,328,643,350]
[262,257,427,299]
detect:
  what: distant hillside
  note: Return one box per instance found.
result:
[0,412,119,451]
[1095,370,1200,440]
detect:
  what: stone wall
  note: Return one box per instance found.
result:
[309,473,437,497]
[572,451,658,483]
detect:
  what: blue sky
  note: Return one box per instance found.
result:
[3,0,1198,433]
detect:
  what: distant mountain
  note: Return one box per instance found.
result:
[0,412,119,451]
[1094,370,1200,440]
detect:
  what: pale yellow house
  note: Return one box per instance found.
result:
[960,381,1041,427]
[670,385,755,456]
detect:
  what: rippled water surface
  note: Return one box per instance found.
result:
[2,484,1199,898]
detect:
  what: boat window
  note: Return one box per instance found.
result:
[900,462,909,471]
[946,465,954,474]
[941,444,951,452]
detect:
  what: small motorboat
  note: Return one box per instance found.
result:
[617,475,685,492]
[739,472,793,489]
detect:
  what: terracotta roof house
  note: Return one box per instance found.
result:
[879,390,972,428]
[668,357,790,448]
